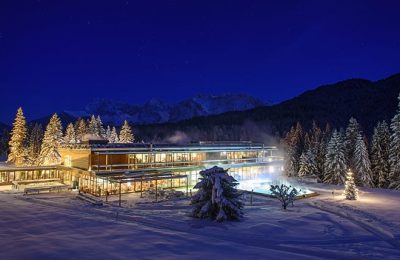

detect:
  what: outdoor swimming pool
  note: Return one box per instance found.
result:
[186,164,314,197]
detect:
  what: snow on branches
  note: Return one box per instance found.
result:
[119,120,134,143]
[269,184,299,210]
[343,169,359,200]
[7,107,28,166]
[191,166,243,222]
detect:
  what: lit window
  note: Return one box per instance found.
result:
[65,155,72,167]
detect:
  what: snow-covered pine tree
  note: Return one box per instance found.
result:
[343,169,358,200]
[105,125,111,142]
[27,123,43,165]
[119,120,134,143]
[354,133,373,187]
[75,119,86,143]
[39,113,63,165]
[389,93,400,189]
[7,107,28,166]
[298,149,317,177]
[87,115,100,136]
[96,116,106,138]
[191,166,243,222]
[64,123,77,144]
[345,117,360,171]
[324,130,347,184]
[314,123,331,182]
[109,126,119,143]
[283,122,303,177]
[370,121,391,188]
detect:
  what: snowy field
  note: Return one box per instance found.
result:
[0,183,400,259]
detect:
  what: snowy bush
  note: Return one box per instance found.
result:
[269,184,299,210]
[191,166,243,222]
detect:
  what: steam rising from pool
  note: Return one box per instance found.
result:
[233,165,312,196]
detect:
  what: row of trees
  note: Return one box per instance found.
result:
[283,94,400,190]
[64,115,134,144]
[7,108,135,166]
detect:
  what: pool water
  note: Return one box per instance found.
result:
[236,178,312,196]
[184,165,314,196]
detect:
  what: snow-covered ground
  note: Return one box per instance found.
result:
[0,183,399,259]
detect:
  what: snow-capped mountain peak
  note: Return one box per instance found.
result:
[65,94,265,125]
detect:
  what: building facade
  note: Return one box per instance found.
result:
[1,141,281,196]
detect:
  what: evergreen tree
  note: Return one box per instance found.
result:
[0,129,10,157]
[87,115,100,136]
[75,119,86,143]
[370,121,390,188]
[313,123,331,182]
[298,149,317,177]
[119,120,134,143]
[105,125,112,141]
[389,93,400,189]
[96,115,106,138]
[354,133,373,187]
[324,130,347,184]
[343,170,358,200]
[7,107,28,166]
[345,117,361,171]
[27,123,43,165]
[109,126,119,143]
[39,113,63,165]
[191,166,243,222]
[64,123,77,144]
[308,121,326,181]
[283,122,303,177]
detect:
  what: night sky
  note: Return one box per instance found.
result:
[1,0,400,124]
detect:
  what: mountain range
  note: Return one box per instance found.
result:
[59,93,265,126]
[1,73,400,144]
[135,73,400,143]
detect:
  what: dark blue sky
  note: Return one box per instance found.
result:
[1,0,400,124]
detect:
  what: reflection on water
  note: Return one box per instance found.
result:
[186,164,312,196]
[229,165,312,195]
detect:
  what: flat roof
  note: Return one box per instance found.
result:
[60,141,278,154]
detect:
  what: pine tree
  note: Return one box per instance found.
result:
[119,120,134,143]
[389,93,400,189]
[283,122,303,177]
[191,166,243,222]
[87,115,100,136]
[96,115,106,138]
[27,123,43,165]
[0,129,10,157]
[75,119,86,143]
[7,107,28,166]
[39,113,63,165]
[105,125,111,141]
[354,133,373,187]
[343,170,358,200]
[324,130,347,184]
[313,123,331,182]
[370,121,390,188]
[345,117,361,172]
[298,149,317,177]
[308,121,326,181]
[109,126,119,143]
[64,123,77,144]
